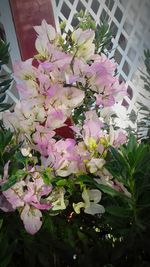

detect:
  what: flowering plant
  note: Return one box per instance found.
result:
[0,16,150,267]
[0,18,129,236]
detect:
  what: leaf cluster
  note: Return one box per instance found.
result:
[0,39,13,111]
[0,127,25,191]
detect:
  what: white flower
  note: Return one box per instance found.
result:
[72,28,95,60]
[35,37,49,58]
[21,147,31,157]
[73,188,105,215]
[47,187,67,211]
[86,158,106,173]
[34,20,56,41]
[34,20,57,58]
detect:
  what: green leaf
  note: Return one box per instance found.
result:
[76,174,95,185]
[127,134,137,153]
[0,84,12,94]
[0,219,3,229]
[3,141,23,161]
[0,93,6,103]
[95,183,131,201]
[42,168,53,185]
[56,179,68,186]
[0,40,10,65]
[0,103,12,112]
[0,78,12,87]
[0,131,4,149]
[110,146,130,171]
[1,169,26,191]
[0,175,17,191]
[3,129,13,148]
[105,206,132,217]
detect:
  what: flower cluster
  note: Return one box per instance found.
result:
[1,20,129,234]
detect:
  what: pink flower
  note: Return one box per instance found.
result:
[92,53,117,73]
[17,83,38,100]
[61,87,85,109]
[2,168,52,234]
[42,138,81,177]
[46,107,67,130]
[83,111,103,145]
[113,180,131,198]
[109,126,127,148]
[3,181,26,209]
[32,125,55,156]
[95,93,115,107]
[114,131,127,147]
[14,58,37,81]
[0,194,14,212]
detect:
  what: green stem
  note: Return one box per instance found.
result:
[129,175,137,224]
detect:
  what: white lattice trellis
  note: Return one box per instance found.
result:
[51,0,150,129]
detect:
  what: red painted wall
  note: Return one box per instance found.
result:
[9,0,55,60]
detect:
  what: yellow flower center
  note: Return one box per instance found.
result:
[88,137,97,151]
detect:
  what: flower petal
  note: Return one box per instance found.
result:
[73,202,85,214]
[85,203,105,215]
[0,193,14,212]
[21,205,42,235]
[88,189,102,203]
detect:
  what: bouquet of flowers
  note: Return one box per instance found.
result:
[0,18,129,236]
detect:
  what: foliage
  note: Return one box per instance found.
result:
[0,39,13,112]
[0,135,150,267]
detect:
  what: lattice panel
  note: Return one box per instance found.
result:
[52,0,150,129]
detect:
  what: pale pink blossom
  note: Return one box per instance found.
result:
[72,28,95,60]
[109,126,127,148]
[34,20,56,41]
[86,158,106,174]
[83,110,103,146]
[21,204,42,235]
[13,58,37,81]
